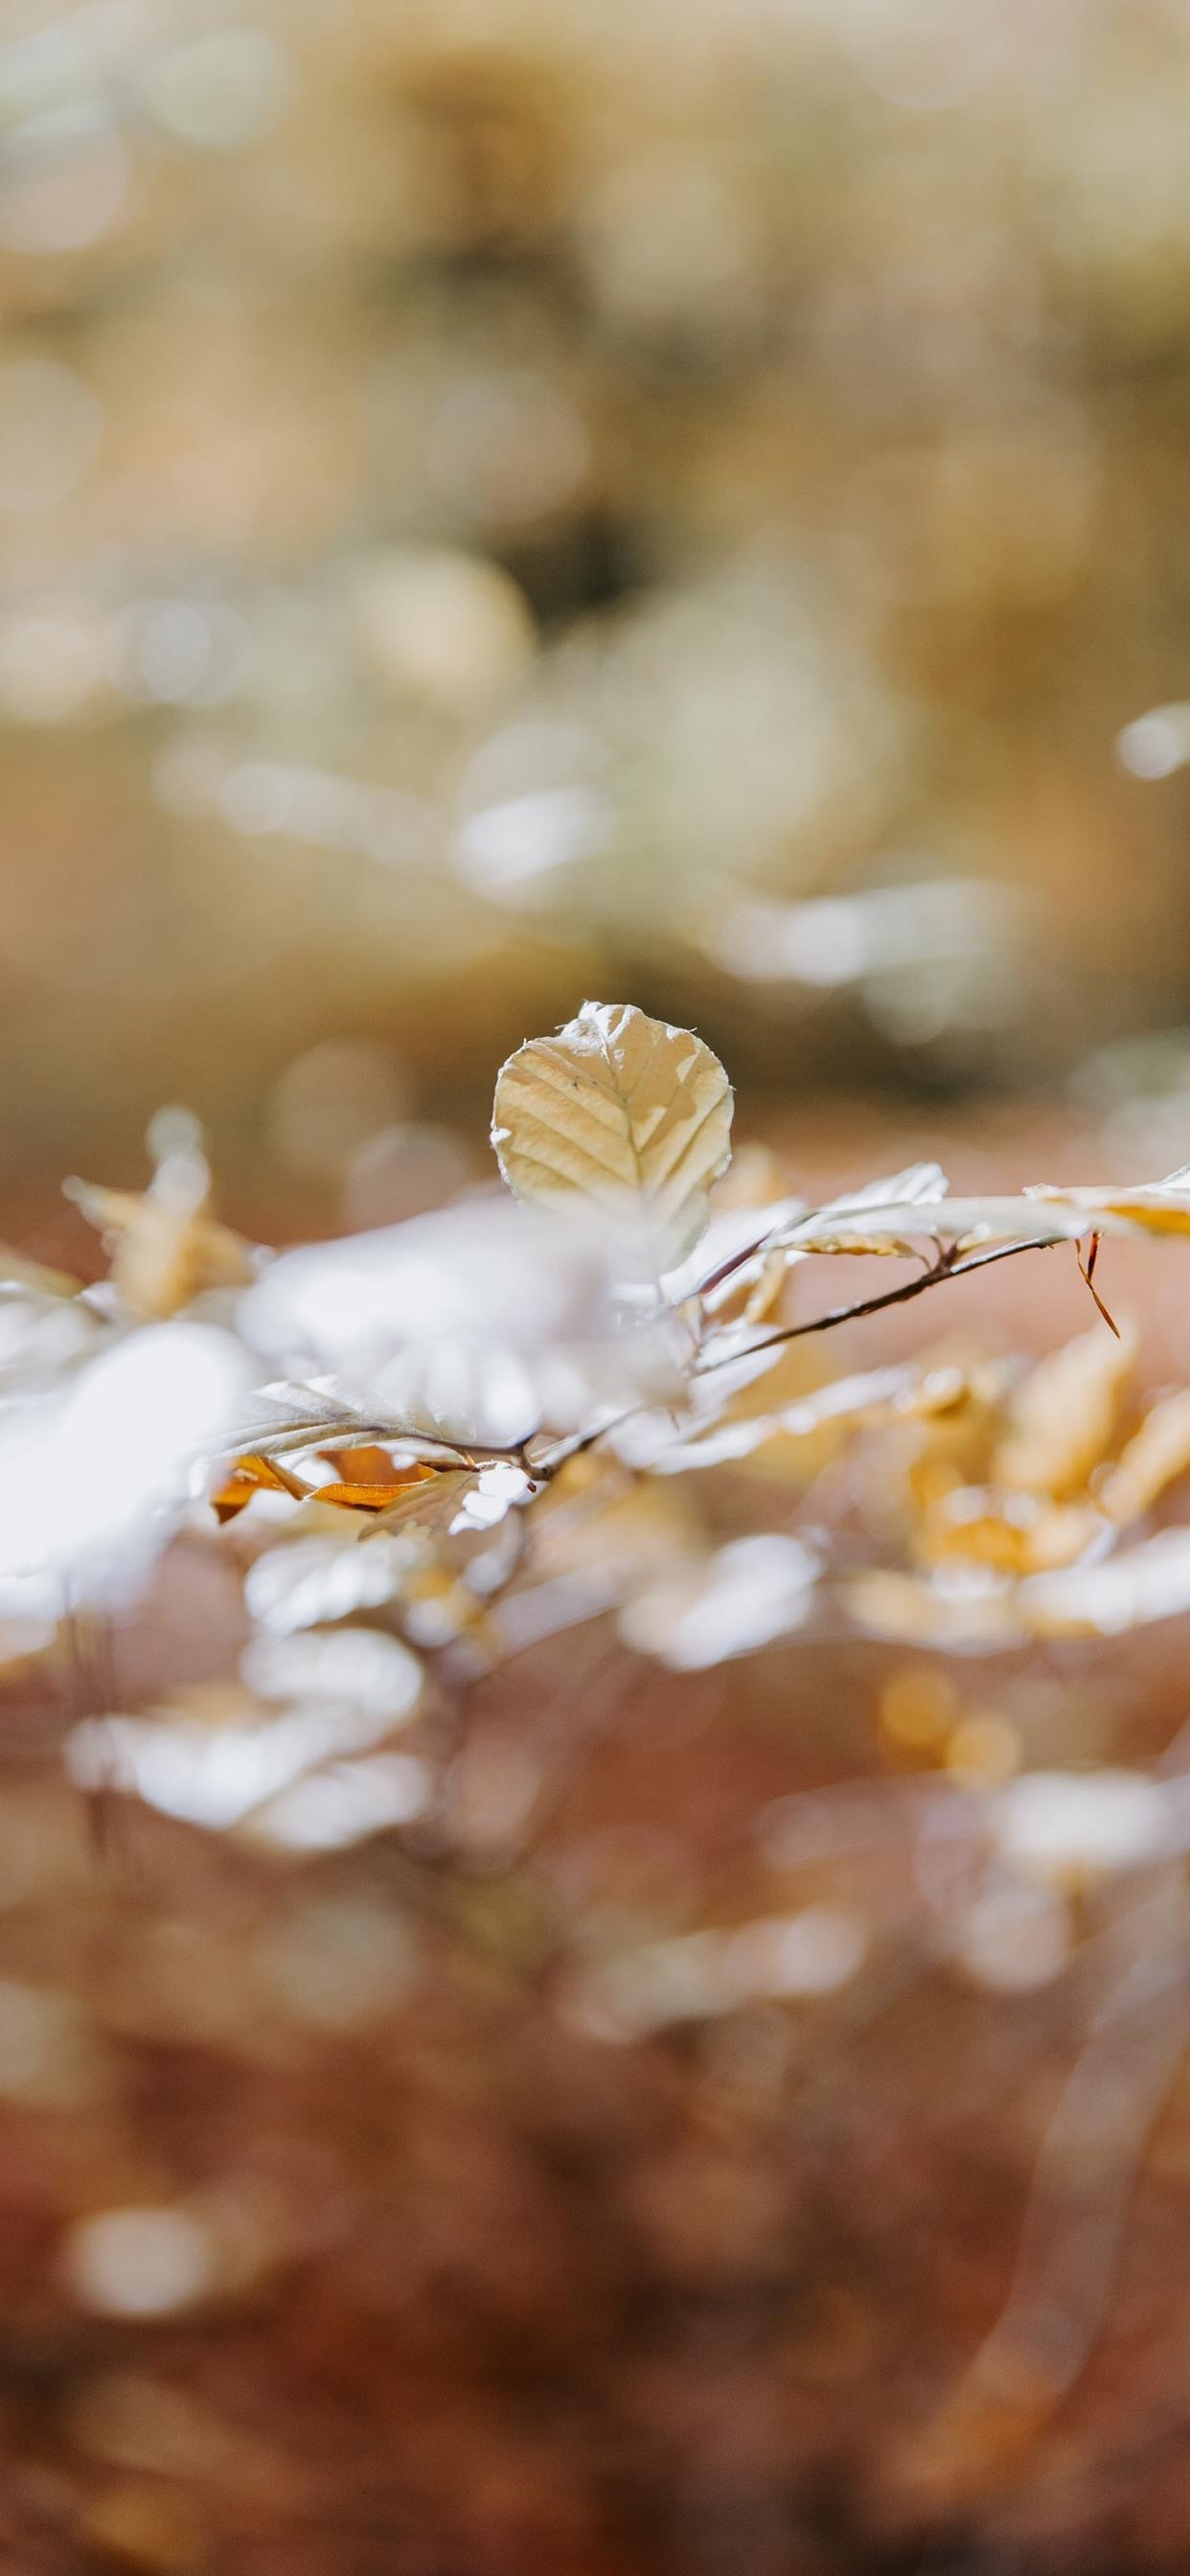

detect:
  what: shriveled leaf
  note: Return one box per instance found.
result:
[992,1318,1135,1499]
[1098,1387,1190,1524]
[492,1000,733,1270]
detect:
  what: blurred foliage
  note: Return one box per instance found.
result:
[0,1005,1186,2569]
[6,0,1190,1227]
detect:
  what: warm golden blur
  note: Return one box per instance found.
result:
[6,0,1190,1239]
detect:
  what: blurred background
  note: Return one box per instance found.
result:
[7,0,1190,1248]
[7,4,1190,2572]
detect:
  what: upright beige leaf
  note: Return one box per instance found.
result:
[492,1000,733,1270]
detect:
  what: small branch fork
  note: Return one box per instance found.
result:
[692,1232,1060,1377]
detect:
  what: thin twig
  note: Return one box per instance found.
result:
[693,1234,1060,1376]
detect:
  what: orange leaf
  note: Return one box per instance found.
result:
[317,1444,421,1488]
[211,1453,309,1525]
[316,1464,437,1515]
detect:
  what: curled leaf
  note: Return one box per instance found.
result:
[212,1450,437,1525]
[211,1453,312,1525]
[492,1000,733,1270]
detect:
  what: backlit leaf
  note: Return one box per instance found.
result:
[492,1000,733,1270]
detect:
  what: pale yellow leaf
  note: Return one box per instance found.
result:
[1026,1178,1190,1235]
[492,1000,733,1270]
[767,1195,1163,1259]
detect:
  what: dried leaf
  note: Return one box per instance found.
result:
[66,1138,254,1322]
[369,1468,478,1537]
[212,1453,310,1525]
[492,1000,733,1270]
[992,1318,1135,1499]
[315,1473,436,1514]
[790,1162,952,1257]
[214,1448,438,1525]
[1025,1176,1190,1235]
[765,1192,1164,1261]
[224,1387,423,1464]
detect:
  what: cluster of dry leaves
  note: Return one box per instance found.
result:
[7,999,1190,1787]
[4,1002,1190,2567]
